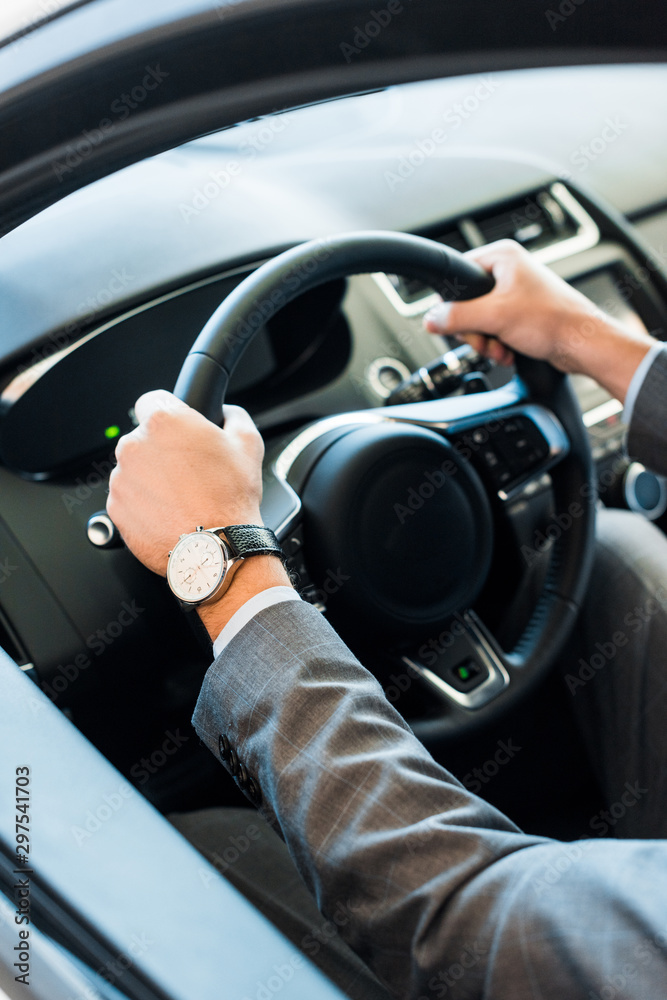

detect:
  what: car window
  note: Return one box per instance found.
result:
[0,0,94,47]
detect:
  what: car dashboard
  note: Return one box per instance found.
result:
[1,64,667,816]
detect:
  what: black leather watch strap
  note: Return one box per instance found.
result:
[221,524,285,562]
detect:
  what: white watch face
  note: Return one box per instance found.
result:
[167,531,228,603]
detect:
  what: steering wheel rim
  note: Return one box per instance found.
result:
[174,230,597,741]
[174,231,495,421]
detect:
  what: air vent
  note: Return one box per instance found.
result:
[465,183,599,264]
[473,189,577,251]
[432,228,469,255]
[373,184,599,315]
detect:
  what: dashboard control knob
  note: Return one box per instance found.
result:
[87,512,123,548]
[366,357,412,398]
[623,463,667,520]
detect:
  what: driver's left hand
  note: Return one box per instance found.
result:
[107,389,265,576]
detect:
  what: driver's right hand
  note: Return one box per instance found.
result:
[423,239,657,404]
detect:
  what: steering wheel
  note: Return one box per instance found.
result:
[174,231,596,741]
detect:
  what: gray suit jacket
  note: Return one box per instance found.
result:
[192,353,667,999]
[627,344,667,476]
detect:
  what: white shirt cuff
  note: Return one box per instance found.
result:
[212,586,302,659]
[623,341,665,426]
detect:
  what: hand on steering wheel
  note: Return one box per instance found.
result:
[123,231,598,741]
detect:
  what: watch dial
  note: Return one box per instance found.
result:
[168,533,226,602]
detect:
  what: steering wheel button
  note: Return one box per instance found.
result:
[447,658,489,692]
[495,420,549,478]
[480,448,510,481]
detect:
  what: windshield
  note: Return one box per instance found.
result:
[0,0,92,46]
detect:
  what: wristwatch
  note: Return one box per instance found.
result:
[166,524,284,607]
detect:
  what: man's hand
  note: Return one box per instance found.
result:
[424,239,656,402]
[108,390,291,639]
[108,390,265,575]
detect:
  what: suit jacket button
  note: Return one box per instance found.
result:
[247,775,262,806]
[237,763,249,790]
[218,734,231,762]
[228,747,240,777]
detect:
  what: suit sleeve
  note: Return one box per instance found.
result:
[626,344,667,475]
[191,600,667,999]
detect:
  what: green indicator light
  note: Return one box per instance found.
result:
[104,425,121,440]
[458,667,470,681]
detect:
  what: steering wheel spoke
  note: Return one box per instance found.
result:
[443,401,570,503]
[401,608,510,712]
